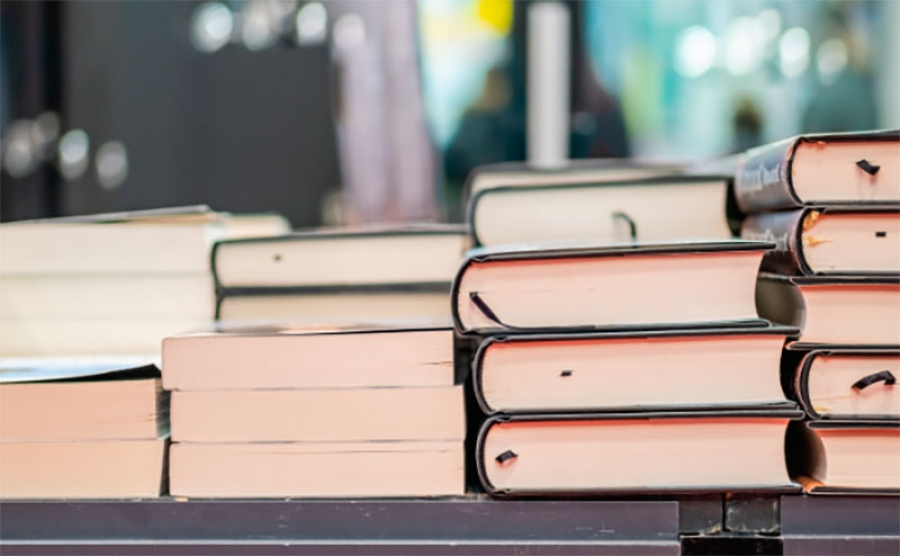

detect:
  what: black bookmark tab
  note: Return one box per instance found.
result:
[495,450,518,464]
[469,292,525,331]
[856,159,881,176]
[560,370,573,377]
[852,370,896,391]
[612,211,638,241]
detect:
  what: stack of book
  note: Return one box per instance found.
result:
[0,362,167,498]
[0,207,288,357]
[738,130,900,494]
[212,226,467,322]
[451,237,800,495]
[162,321,466,497]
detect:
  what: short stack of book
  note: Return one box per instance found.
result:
[0,362,167,498]
[737,130,900,494]
[162,322,466,497]
[0,206,287,357]
[451,240,801,495]
[212,226,467,323]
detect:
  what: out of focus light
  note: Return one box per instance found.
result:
[756,9,782,42]
[95,141,129,190]
[725,17,765,76]
[295,2,327,45]
[30,112,60,161]
[817,38,848,86]
[58,129,90,181]
[674,26,716,78]
[191,3,234,53]
[241,1,278,51]
[3,121,36,178]
[334,13,366,51]
[779,27,810,78]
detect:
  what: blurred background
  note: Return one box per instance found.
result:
[1,0,898,226]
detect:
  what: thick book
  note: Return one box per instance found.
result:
[452,240,771,335]
[741,206,900,276]
[787,348,899,421]
[162,322,455,390]
[476,410,802,496]
[787,420,900,494]
[0,361,167,499]
[216,286,449,322]
[169,440,464,498]
[473,325,797,414]
[468,176,733,247]
[756,274,900,347]
[171,385,464,442]
[734,129,900,214]
[212,225,467,291]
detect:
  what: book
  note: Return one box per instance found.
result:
[464,159,683,197]
[734,129,900,214]
[0,274,214,319]
[0,363,166,440]
[756,275,900,347]
[741,207,900,276]
[468,176,734,247]
[0,438,167,499]
[171,385,464,442]
[216,288,450,322]
[787,420,900,494]
[212,225,468,290]
[0,206,229,275]
[452,240,771,334]
[476,410,801,495]
[473,326,797,414]
[0,361,167,499]
[169,440,464,498]
[162,322,455,390]
[788,348,899,420]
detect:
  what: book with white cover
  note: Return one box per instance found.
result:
[162,321,455,391]
[452,240,772,334]
[473,325,797,414]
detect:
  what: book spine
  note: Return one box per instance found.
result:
[741,210,806,275]
[791,352,819,419]
[734,138,801,213]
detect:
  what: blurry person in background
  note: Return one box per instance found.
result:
[732,97,764,154]
[801,4,878,133]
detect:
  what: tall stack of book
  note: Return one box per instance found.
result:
[737,130,900,494]
[162,322,465,497]
[212,226,467,323]
[453,172,802,494]
[0,362,167,498]
[0,206,288,358]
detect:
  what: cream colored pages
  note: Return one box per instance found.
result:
[793,141,900,203]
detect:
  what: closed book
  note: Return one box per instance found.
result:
[476,410,801,496]
[452,240,771,335]
[468,176,733,247]
[734,129,900,214]
[212,225,467,291]
[787,420,900,494]
[756,274,900,347]
[162,322,455,391]
[472,325,796,414]
[741,206,900,276]
[169,440,464,498]
[787,348,899,421]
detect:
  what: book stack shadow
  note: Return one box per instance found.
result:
[738,131,900,494]
[450,240,804,496]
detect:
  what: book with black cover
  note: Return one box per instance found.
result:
[467,175,735,247]
[472,325,798,414]
[475,409,802,497]
[787,420,900,495]
[785,347,899,421]
[733,129,900,214]
[741,206,900,276]
[452,240,773,335]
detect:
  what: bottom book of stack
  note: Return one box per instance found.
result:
[163,321,466,497]
[0,361,167,498]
